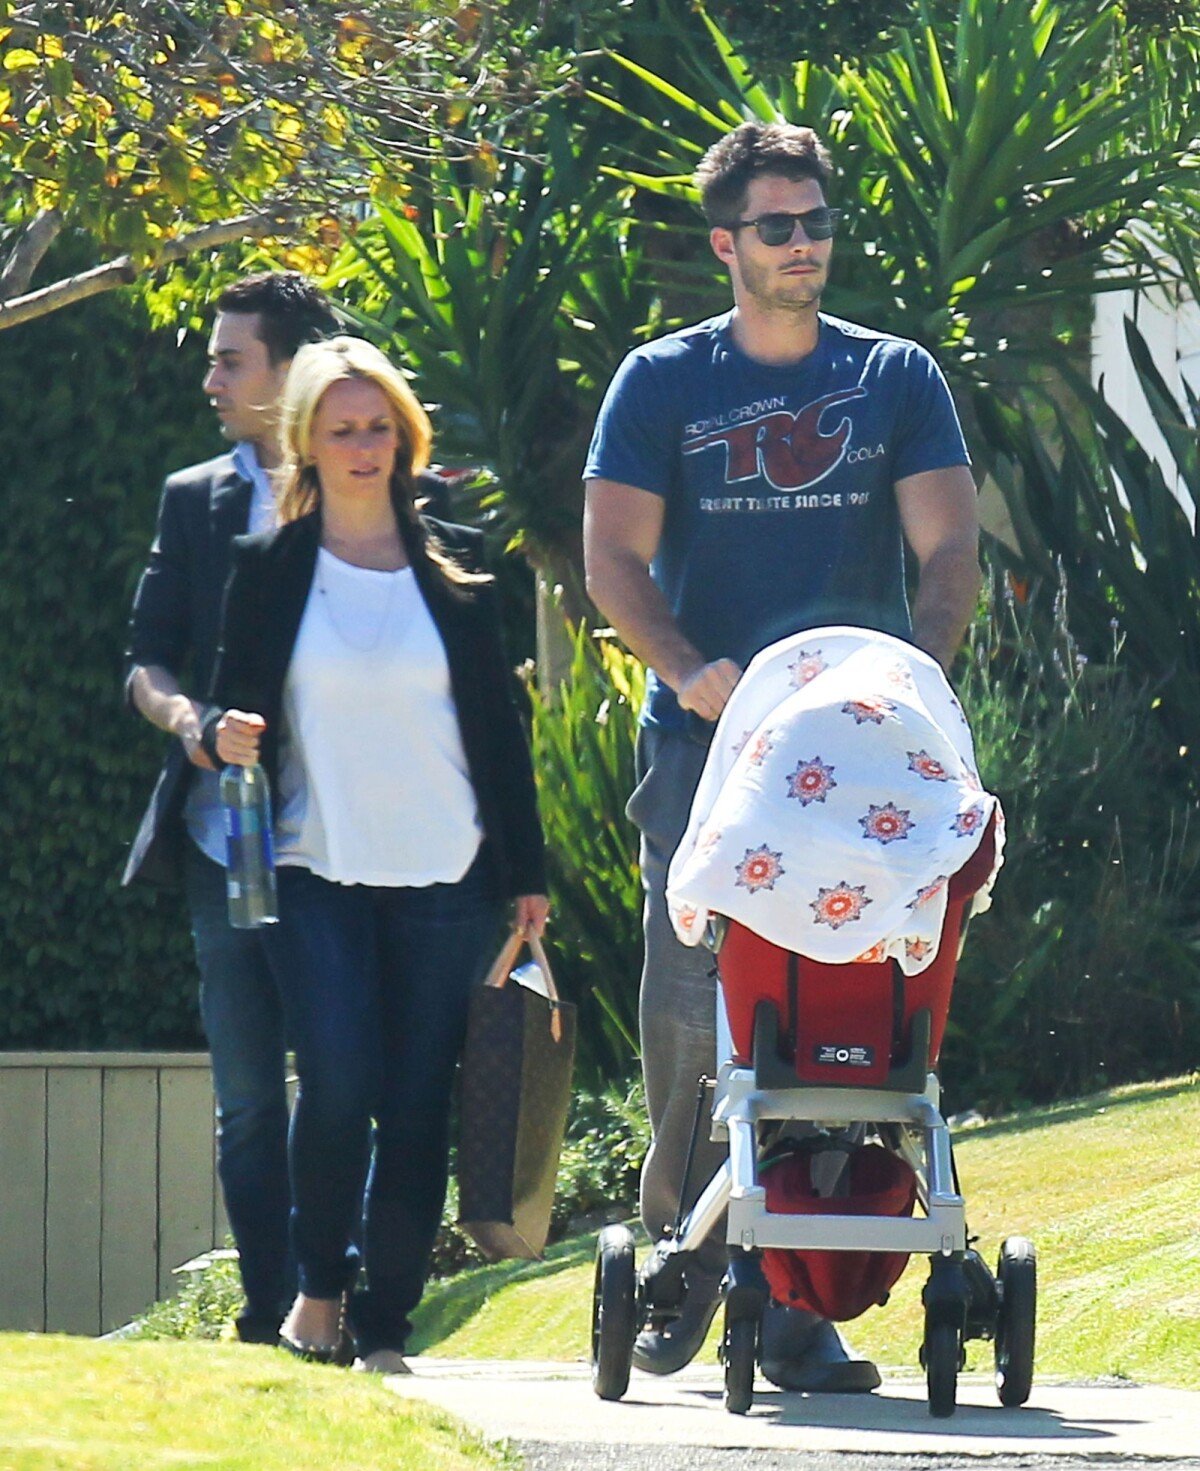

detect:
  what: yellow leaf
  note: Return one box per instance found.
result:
[370,173,412,204]
[3,48,40,70]
[194,90,221,118]
[281,244,330,274]
[32,178,61,209]
[321,104,347,144]
[38,32,64,58]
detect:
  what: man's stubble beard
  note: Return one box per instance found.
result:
[738,252,827,317]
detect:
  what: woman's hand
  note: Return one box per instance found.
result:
[515,894,550,938]
[215,710,267,767]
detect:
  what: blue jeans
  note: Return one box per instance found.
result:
[262,847,503,1356]
[185,846,291,1328]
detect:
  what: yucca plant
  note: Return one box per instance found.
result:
[949,573,1200,1111]
[590,0,1195,379]
[976,315,1200,751]
[322,109,662,603]
[526,622,645,1086]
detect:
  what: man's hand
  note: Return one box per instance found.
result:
[130,665,217,770]
[677,658,742,722]
[215,710,266,767]
[585,480,739,715]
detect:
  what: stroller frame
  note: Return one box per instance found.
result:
[590,964,1037,1419]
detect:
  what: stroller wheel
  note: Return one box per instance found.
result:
[591,1224,637,1401]
[995,1236,1037,1407]
[924,1319,961,1418]
[722,1312,757,1415]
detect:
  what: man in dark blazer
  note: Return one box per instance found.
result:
[124,271,340,1342]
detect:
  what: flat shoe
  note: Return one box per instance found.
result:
[279,1328,356,1366]
[352,1349,412,1375]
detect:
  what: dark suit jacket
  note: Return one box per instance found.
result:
[123,452,251,886]
[123,454,460,887]
[197,511,546,900]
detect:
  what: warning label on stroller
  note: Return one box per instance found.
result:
[814,1044,875,1067]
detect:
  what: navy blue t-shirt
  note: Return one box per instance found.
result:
[584,311,971,729]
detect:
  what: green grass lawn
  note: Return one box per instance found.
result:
[412,1073,1200,1389]
[0,1337,513,1471]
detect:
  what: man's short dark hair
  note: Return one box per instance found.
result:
[695,123,833,227]
[215,270,340,365]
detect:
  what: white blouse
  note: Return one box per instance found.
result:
[274,548,481,886]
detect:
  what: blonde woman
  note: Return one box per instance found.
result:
[202,337,548,1372]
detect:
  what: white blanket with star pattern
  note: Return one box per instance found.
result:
[666,627,1003,973]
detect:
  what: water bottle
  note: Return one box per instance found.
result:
[220,763,278,928]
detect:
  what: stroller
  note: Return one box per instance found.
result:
[589,629,1035,1417]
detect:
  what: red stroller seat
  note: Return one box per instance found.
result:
[717,817,998,1091]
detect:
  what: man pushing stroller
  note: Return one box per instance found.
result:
[583,118,980,1389]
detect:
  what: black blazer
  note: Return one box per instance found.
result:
[123,456,459,887]
[198,511,546,899]
[123,453,252,886]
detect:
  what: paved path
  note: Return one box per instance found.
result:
[385,1360,1200,1467]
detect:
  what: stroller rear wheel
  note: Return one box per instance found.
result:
[924,1319,961,1418]
[721,1312,757,1415]
[591,1225,638,1401]
[995,1236,1037,1407]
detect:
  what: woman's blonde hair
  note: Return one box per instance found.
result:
[276,335,432,524]
[275,336,484,586]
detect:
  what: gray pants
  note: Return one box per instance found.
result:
[627,723,728,1280]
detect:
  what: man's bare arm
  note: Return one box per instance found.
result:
[129,664,217,771]
[896,465,982,673]
[583,479,740,721]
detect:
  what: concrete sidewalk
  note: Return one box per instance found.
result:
[385,1359,1200,1463]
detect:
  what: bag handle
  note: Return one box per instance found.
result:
[483,925,566,1043]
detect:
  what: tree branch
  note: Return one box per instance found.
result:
[0,211,66,302]
[0,213,286,332]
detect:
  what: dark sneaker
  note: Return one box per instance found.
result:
[759,1303,881,1393]
[631,1271,722,1376]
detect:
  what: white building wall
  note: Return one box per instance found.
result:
[1092,276,1200,504]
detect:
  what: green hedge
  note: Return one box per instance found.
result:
[0,287,216,1046]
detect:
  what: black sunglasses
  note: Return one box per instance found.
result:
[727,208,842,245]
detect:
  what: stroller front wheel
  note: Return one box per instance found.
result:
[722,1312,757,1415]
[995,1236,1037,1407]
[924,1320,961,1418]
[591,1224,638,1401]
